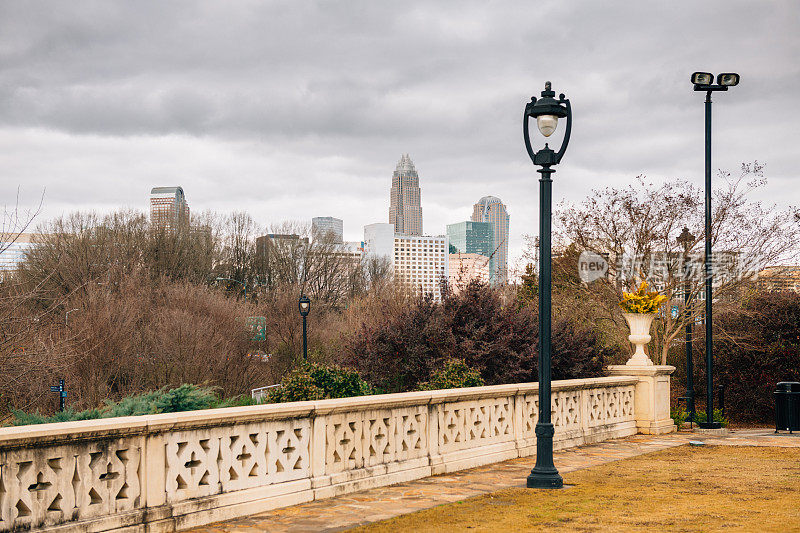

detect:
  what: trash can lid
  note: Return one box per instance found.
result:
[776,381,800,392]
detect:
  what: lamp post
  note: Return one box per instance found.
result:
[216,277,248,301]
[676,227,696,425]
[298,294,311,360]
[523,81,571,489]
[691,72,739,429]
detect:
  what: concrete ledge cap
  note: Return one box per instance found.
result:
[0,375,643,446]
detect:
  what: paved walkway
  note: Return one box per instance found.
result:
[189,429,799,533]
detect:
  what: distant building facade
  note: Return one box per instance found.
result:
[312,217,344,243]
[389,154,423,236]
[150,186,190,231]
[363,223,395,261]
[448,253,491,291]
[362,223,449,301]
[471,196,509,284]
[255,233,310,257]
[756,265,800,293]
[394,234,448,301]
[446,220,495,284]
[0,233,40,279]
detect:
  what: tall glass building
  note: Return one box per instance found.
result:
[311,217,343,243]
[389,154,423,236]
[150,186,190,232]
[471,196,510,284]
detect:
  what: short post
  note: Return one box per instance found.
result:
[51,379,66,411]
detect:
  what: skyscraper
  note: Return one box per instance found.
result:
[312,217,344,243]
[150,186,190,231]
[472,196,510,284]
[389,154,423,236]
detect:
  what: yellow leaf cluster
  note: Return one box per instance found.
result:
[619,281,667,314]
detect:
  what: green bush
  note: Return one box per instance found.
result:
[12,384,222,426]
[267,363,373,403]
[692,409,729,428]
[670,406,688,429]
[418,358,485,391]
[12,408,104,426]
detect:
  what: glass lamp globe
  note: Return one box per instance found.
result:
[537,115,558,137]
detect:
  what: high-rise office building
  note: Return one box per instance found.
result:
[389,154,423,236]
[363,223,395,260]
[312,217,344,243]
[150,186,190,231]
[393,234,448,301]
[471,196,510,284]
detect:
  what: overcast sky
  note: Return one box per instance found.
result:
[1,1,798,269]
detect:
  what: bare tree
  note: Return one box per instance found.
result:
[541,163,799,364]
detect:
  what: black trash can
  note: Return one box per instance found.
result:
[774,382,800,433]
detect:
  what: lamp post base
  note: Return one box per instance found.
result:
[698,421,722,429]
[527,468,564,489]
[527,423,563,489]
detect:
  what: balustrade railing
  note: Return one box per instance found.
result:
[0,371,673,532]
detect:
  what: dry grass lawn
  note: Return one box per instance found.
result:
[353,446,800,532]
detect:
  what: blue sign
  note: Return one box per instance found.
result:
[50,385,61,392]
[671,305,679,319]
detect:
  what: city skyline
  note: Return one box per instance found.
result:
[1,2,798,273]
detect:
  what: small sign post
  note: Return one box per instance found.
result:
[51,379,66,411]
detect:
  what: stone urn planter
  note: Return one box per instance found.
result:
[623,312,655,366]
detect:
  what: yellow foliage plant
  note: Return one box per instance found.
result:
[619,281,668,314]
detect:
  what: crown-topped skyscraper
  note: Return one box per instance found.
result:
[389,154,423,236]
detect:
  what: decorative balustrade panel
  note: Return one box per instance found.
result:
[552,390,582,432]
[521,394,539,439]
[587,385,635,428]
[0,375,664,532]
[166,419,312,501]
[437,397,514,454]
[0,437,142,531]
[325,406,427,474]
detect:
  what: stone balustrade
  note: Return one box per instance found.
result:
[0,370,674,532]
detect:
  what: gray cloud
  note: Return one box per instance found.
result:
[1,0,798,267]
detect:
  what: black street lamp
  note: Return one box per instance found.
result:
[298,294,311,360]
[523,81,572,489]
[676,227,696,425]
[691,71,739,429]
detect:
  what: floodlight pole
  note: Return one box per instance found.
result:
[692,72,738,428]
[702,90,719,428]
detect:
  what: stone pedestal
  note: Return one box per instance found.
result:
[607,365,676,435]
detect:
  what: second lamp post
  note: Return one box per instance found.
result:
[523,81,572,489]
[298,294,311,360]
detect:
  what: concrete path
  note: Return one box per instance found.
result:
[189,429,799,533]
